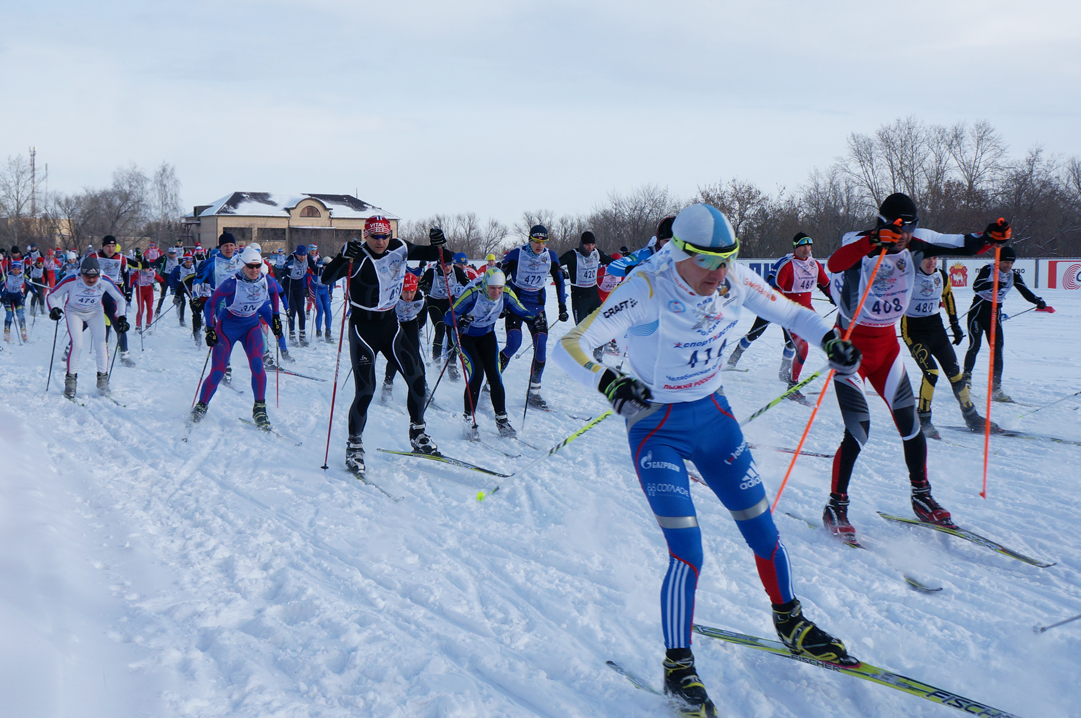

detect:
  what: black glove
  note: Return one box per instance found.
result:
[271,315,283,338]
[457,314,473,331]
[429,227,446,246]
[598,368,652,418]
[821,327,861,375]
[983,218,1011,244]
[1036,298,1047,310]
[343,240,363,260]
[951,323,964,345]
[115,316,130,334]
[124,288,133,302]
[205,327,218,347]
[49,307,63,321]
[531,313,548,333]
[558,305,569,323]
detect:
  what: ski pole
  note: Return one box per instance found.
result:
[45,317,60,392]
[1035,611,1081,634]
[522,339,537,429]
[1001,306,1036,322]
[275,340,280,409]
[322,259,352,471]
[981,243,1003,499]
[422,352,455,416]
[740,364,827,426]
[437,248,477,431]
[107,340,120,379]
[1017,389,1081,420]
[144,300,176,332]
[772,245,889,512]
[191,347,212,408]
[477,410,614,501]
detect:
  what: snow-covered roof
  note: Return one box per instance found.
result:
[192,193,397,220]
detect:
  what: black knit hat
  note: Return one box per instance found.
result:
[80,254,101,276]
[877,193,918,227]
[999,246,1017,262]
[101,235,117,247]
[792,232,813,246]
[580,231,596,245]
[218,232,237,247]
[656,216,676,241]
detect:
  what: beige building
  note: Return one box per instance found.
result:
[184,192,398,253]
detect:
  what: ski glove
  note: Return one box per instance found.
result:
[983,218,1011,244]
[531,313,548,334]
[951,323,964,345]
[271,315,283,337]
[124,288,133,302]
[821,328,861,375]
[869,219,906,250]
[1036,298,1047,310]
[558,305,569,323]
[429,227,447,246]
[456,314,473,331]
[49,307,63,321]
[343,240,363,260]
[205,327,218,347]
[115,316,130,334]
[598,368,652,418]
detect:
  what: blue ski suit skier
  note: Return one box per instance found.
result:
[282,245,315,345]
[313,256,336,342]
[498,225,568,410]
[2,260,28,341]
[553,204,862,717]
[449,267,538,439]
[191,246,284,430]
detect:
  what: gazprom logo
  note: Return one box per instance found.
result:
[640,451,681,473]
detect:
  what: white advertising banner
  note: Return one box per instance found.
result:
[1040,259,1081,290]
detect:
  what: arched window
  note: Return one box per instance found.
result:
[300,206,321,218]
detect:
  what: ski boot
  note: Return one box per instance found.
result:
[772,598,858,665]
[962,405,1002,433]
[726,343,745,368]
[345,438,365,477]
[778,356,793,383]
[96,372,110,395]
[786,381,812,406]
[462,413,480,441]
[21,328,28,342]
[280,349,296,364]
[299,331,309,347]
[409,422,440,456]
[662,649,718,718]
[325,331,334,344]
[5,328,12,342]
[223,366,233,385]
[263,351,276,370]
[911,484,954,526]
[64,372,77,399]
[120,351,135,368]
[526,383,548,410]
[918,410,941,440]
[380,380,394,404]
[991,384,1013,403]
[822,492,857,545]
[190,401,208,424]
[252,401,271,431]
[495,412,517,438]
[961,371,972,390]
[447,361,460,382]
[289,330,296,345]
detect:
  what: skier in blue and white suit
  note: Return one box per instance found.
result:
[497,224,567,410]
[553,204,861,716]
[449,267,538,439]
[191,246,284,430]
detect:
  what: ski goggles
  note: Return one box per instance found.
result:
[794,235,813,247]
[368,232,391,241]
[671,238,739,270]
[528,236,549,243]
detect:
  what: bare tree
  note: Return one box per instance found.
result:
[948,120,1008,206]
[0,154,35,245]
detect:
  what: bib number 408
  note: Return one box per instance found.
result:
[869,298,904,315]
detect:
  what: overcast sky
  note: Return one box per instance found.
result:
[3,0,1079,229]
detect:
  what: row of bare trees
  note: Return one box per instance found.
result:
[0,158,183,251]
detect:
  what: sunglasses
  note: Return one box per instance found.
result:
[672,238,739,270]
[369,233,391,240]
[245,263,262,270]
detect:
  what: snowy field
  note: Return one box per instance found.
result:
[1,284,1078,718]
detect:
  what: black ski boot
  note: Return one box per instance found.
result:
[380,380,394,404]
[345,438,365,477]
[64,372,77,399]
[918,410,941,440]
[447,361,460,382]
[911,484,954,526]
[726,343,745,368]
[992,384,1013,403]
[96,371,110,395]
[962,405,1002,433]
[495,413,517,438]
[253,401,271,431]
[325,331,334,344]
[526,383,548,410]
[822,492,857,545]
[190,401,208,424]
[299,331,309,347]
[120,351,135,368]
[409,423,440,456]
[662,648,718,717]
[281,349,296,364]
[462,413,480,441]
[786,381,812,406]
[772,599,858,665]
[289,330,296,344]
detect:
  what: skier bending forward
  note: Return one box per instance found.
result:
[554,204,862,717]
